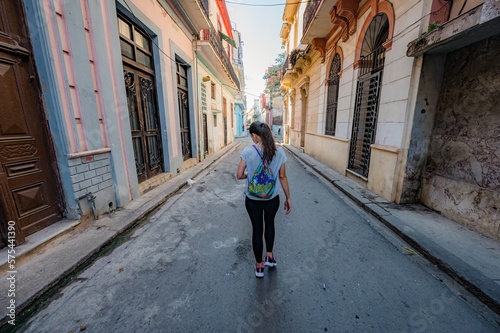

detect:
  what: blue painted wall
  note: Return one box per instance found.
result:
[234,103,245,136]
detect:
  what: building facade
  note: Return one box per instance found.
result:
[232,28,246,137]
[0,0,241,247]
[194,0,241,156]
[280,0,499,240]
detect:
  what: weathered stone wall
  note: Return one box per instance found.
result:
[421,35,500,240]
[400,54,446,203]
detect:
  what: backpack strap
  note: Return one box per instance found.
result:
[252,145,264,161]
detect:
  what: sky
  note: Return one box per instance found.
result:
[225,0,285,105]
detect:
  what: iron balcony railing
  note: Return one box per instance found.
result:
[196,0,239,89]
[200,28,240,89]
[198,0,209,17]
[281,55,291,78]
[303,0,322,36]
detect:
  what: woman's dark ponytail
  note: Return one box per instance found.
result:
[249,121,276,162]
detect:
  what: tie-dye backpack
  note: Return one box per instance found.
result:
[248,145,276,199]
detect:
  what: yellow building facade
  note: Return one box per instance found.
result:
[280,0,500,240]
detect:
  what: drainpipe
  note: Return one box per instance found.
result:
[194,42,204,162]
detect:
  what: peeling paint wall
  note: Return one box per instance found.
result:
[400,54,446,203]
[422,35,500,240]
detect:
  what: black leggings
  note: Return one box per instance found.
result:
[245,196,280,263]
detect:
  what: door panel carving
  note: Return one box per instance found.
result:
[176,63,191,161]
[123,66,163,182]
[5,159,40,177]
[0,62,30,137]
[13,183,47,216]
[0,0,63,243]
[119,14,163,183]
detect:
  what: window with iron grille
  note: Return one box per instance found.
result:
[230,103,234,128]
[325,54,341,136]
[348,13,388,178]
[211,82,216,100]
[201,83,207,113]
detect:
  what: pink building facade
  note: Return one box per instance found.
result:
[0,0,241,246]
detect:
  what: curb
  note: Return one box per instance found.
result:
[283,144,500,316]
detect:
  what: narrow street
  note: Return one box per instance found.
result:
[19,140,499,333]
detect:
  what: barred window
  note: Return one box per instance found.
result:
[325,54,341,136]
[211,82,216,100]
[201,83,207,113]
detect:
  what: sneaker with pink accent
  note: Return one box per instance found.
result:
[265,255,277,267]
[255,262,265,278]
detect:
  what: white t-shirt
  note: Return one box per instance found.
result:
[240,145,287,200]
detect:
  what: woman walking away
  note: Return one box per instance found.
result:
[236,121,291,278]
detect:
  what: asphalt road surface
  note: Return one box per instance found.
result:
[19,140,500,332]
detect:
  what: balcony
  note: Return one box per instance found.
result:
[303,0,322,36]
[199,28,240,90]
[301,0,336,44]
[281,55,291,79]
[280,45,310,87]
[407,0,500,57]
[170,0,211,31]
[302,0,363,44]
[233,91,245,105]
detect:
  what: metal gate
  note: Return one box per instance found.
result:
[347,13,388,178]
[325,54,341,136]
[201,83,208,156]
[223,97,227,146]
[348,71,382,177]
[176,63,192,161]
[203,114,208,156]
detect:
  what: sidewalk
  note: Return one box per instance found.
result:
[283,144,500,315]
[0,141,242,325]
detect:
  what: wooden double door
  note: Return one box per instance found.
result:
[119,12,163,183]
[123,65,163,182]
[0,0,63,245]
[176,63,192,161]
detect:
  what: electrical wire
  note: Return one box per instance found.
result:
[120,0,301,104]
[276,3,455,130]
[123,0,241,93]
[278,0,452,100]
[122,0,186,66]
[122,0,450,106]
[225,0,313,7]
